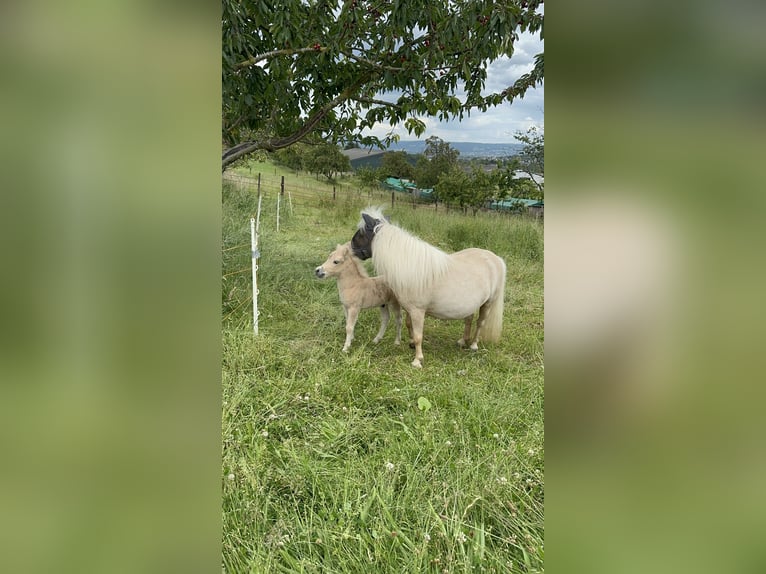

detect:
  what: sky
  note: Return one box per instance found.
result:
[361,31,544,145]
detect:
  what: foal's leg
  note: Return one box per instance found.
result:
[405,312,414,348]
[390,301,402,346]
[372,304,390,344]
[343,306,360,352]
[457,315,473,347]
[407,308,426,368]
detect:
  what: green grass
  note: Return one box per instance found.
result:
[222,168,544,573]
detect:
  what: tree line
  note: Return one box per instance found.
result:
[266,130,543,215]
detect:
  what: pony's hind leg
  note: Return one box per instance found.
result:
[457,315,473,348]
[405,312,414,348]
[372,304,390,344]
[343,306,360,352]
[469,304,491,351]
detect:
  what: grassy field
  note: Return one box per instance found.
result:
[222,166,544,573]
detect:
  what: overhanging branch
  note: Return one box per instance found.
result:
[222,76,371,170]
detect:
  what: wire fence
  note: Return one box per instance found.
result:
[223,170,440,213]
[223,170,546,216]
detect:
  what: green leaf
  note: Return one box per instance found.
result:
[404,117,426,137]
[417,396,431,412]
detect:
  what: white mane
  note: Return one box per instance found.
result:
[370,218,452,299]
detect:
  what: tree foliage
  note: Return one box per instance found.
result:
[222,0,544,170]
[356,166,385,191]
[434,166,471,208]
[273,144,308,171]
[493,156,541,200]
[464,163,499,215]
[304,143,352,180]
[513,126,544,191]
[381,151,415,179]
[435,161,510,214]
[414,136,460,189]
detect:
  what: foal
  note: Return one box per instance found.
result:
[315,243,402,352]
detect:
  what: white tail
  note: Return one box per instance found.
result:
[481,259,506,342]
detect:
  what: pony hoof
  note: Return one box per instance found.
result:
[394,341,401,346]
[372,338,382,344]
[411,359,422,368]
[470,343,479,351]
[342,347,350,353]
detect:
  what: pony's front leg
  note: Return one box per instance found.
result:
[407,308,426,368]
[457,315,473,347]
[343,306,360,352]
[372,304,390,344]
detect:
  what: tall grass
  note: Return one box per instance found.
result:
[222,171,544,573]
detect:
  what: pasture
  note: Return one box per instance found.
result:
[221,172,544,573]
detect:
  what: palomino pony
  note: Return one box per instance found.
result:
[315,242,402,352]
[350,208,506,368]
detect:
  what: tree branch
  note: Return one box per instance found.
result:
[521,169,544,192]
[351,96,398,108]
[340,51,405,72]
[236,46,326,70]
[222,77,371,170]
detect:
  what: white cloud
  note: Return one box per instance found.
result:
[363,84,543,144]
[361,32,544,144]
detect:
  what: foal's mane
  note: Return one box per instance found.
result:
[359,208,451,298]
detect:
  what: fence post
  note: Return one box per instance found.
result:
[333,185,336,201]
[251,192,263,336]
[391,191,395,209]
[276,193,281,232]
[280,175,285,196]
[257,173,261,197]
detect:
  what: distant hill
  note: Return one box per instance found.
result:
[386,140,523,158]
[342,140,524,170]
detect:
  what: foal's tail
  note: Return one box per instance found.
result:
[482,258,506,342]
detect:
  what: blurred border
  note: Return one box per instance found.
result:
[0,3,221,572]
[547,1,766,573]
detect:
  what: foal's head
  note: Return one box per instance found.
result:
[315,243,352,279]
[351,211,385,260]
